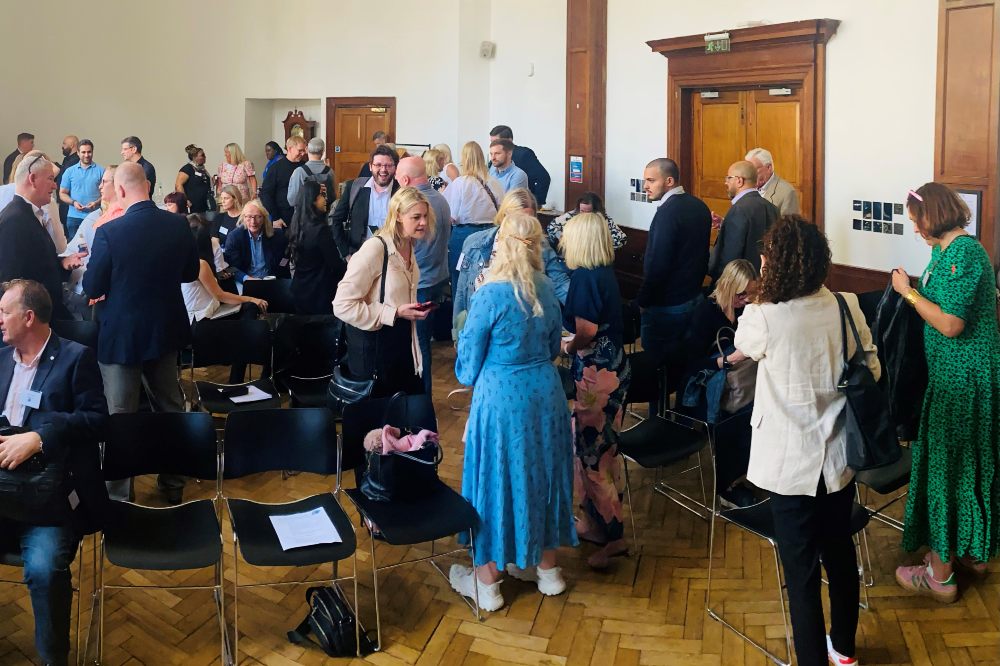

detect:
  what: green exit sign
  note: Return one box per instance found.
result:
[705,32,731,53]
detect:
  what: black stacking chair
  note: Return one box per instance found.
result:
[51,318,99,350]
[273,315,344,408]
[341,394,480,650]
[98,411,226,665]
[621,301,641,353]
[242,278,297,314]
[855,445,912,532]
[222,408,360,661]
[190,318,281,415]
[622,350,663,421]
[618,409,712,554]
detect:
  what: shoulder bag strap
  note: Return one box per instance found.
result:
[369,236,389,381]
[833,292,865,371]
[475,176,499,211]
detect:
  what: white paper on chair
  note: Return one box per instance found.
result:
[269,507,342,551]
[229,385,272,403]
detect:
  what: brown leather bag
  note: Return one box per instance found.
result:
[715,327,757,413]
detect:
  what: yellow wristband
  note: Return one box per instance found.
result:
[904,289,921,307]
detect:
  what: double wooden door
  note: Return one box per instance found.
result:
[691,88,805,218]
[325,98,395,197]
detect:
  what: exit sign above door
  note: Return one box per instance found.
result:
[705,32,730,53]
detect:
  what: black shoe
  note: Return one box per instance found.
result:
[719,485,757,509]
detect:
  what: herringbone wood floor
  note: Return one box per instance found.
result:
[1,342,998,665]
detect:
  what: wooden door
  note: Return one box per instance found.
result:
[325,98,395,198]
[691,91,746,219]
[747,89,805,215]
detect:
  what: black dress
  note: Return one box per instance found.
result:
[292,219,346,314]
[179,163,212,213]
[214,212,241,242]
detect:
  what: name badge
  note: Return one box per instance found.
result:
[218,227,228,236]
[21,390,42,409]
[279,258,289,267]
[456,252,464,271]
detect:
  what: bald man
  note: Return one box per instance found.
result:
[83,161,198,504]
[395,156,451,394]
[708,160,779,279]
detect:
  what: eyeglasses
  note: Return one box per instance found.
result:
[371,163,394,171]
[724,175,741,182]
[244,214,264,221]
[23,154,46,175]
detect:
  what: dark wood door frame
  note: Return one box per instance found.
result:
[324,96,397,171]
[565,0,607,205]
[648,19,839,229]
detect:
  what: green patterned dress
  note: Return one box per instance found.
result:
[902,234,1000,562]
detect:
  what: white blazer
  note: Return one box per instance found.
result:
[734,287,881,496]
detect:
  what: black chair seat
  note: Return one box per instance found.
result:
[197,378,282,414]
[345,481,477,546]
[1,548,22,567]
[104,500,221,571]
[850,501,871,534]
[855,447,912,495]
[286,375,333,408]
[720,498,871,541]
[618,416,708,469]
[227,494,356,568]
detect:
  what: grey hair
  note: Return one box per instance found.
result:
[14,153,53,186]
[745,147,773,166]
[307,138,325,155]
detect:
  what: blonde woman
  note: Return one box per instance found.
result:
[443,141,504,292]
[433,143,458,183]
[450,212,575,611]
[333,187,433,397]
[559,213,632,569]
[216,142,257,202]
[682,258,759,508]
[422,148,445,191]
[214,184,244,241]
[452,187,570,338]
[222,199,288,285]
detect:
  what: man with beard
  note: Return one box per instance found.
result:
[58,140,103,239]
[330,144,400,260]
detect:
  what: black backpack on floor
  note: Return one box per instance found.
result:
[287,585,374,657]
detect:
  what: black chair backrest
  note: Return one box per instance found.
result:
[341,394,437,473]
[855,290,884,329]
[223,407,337,478]
[624,351,660,405]
[242,278,297,314]
[103,412,218,482]
[621,301,640,346]
[273,314,344,377]
[51,319,99,350]
[192,318,272,369]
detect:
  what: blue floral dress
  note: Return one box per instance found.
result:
[456,277,577,568]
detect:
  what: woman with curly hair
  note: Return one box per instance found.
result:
[891,183,999,603]
[734,215,879,666]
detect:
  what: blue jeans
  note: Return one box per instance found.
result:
[640,295,702,413]
[416,280,448,396]
[66,216,85,242]
[448,223,493,299]
[1,521,79,666]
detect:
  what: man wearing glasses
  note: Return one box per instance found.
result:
[119,135,155,196]
[708,160,779,281]
[0,154,84,320]
[330,144,400,260]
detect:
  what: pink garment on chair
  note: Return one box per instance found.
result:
[363,426,439,454]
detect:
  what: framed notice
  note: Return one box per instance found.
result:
[569,156,583,183]
[955,189,981,239]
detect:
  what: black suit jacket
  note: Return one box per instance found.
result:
[0,335,109,534]
[82,201,199,365]
[0,196,71,320]
[222,226,291,282]
[329,178,400,258]
[512,145,550,205]
[2,149,19,185]
[709,190,779,279]
[638,192,712,308]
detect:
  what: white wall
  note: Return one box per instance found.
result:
[606,0,938,274]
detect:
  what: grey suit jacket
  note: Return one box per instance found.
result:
[760,175,800,215]
[708,190,779,279]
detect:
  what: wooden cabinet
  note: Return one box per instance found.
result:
[613,228,647,300]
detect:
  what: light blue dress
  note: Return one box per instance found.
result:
[456,277,577,568]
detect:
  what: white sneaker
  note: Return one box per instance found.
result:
[504,563,566,596]
[827,635,858,665]
[449,564,504,612]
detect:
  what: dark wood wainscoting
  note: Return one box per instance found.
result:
[825,264,891,295]
[614,228,647,300]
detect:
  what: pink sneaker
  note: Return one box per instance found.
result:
[826,635,858,665]
[895,562,958,603]
[923,551,988,577]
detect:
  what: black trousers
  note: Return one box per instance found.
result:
[770,479,859,666]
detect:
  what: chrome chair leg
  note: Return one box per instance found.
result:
[368,523,382,651]
[232,534,240,665]
[622,457,639,558]
[97,536,106,665]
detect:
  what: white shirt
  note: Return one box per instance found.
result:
[2,332,51,428]
[181,278,221,322]
[758,173,776,194]
[442,175,504,225]
[734,288,880,496]
[657,185,685,207]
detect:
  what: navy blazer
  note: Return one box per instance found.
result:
[329,178,400,258]
[512,145,551,206]
[82,200,199,365]
[0,196,71,320]
[0,334,109,534]
[222,226,290,283]
[709,190,779,280]
[638,192,712,308]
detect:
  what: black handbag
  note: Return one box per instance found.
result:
[287,585,374,657]
[358,393,443,502]
[833,293,902,471]
[326,238,388,414]
[0,421,71,526]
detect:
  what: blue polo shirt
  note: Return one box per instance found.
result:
[489,162,529,193]
[61,162,105,220]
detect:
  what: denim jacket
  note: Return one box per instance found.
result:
[451,226,570,340]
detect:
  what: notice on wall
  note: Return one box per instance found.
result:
[569,156,583,183]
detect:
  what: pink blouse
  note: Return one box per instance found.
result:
[217,161,256,202]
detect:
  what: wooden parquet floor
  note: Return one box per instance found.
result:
[1,342,998,665]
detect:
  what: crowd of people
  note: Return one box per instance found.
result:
[0,124,997,666]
